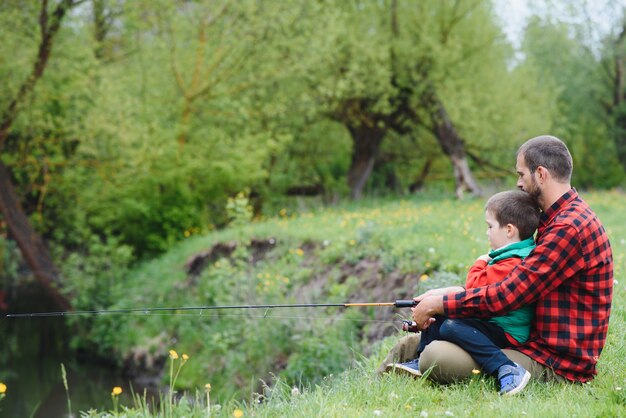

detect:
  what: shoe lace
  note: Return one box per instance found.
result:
[500,373,514,388]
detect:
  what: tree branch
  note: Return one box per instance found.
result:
[0,0,76,150]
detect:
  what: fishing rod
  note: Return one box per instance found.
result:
[5,300,418,318]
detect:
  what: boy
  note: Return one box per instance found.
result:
[387,190,540,395]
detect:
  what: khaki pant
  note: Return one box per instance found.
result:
[376,333,567,384]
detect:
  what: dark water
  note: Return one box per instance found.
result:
[0,287,140,418]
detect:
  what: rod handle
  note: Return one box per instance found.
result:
[394,300,418,308]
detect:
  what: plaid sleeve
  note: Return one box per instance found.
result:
[444,222,584,318]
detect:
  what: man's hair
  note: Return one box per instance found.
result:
[517,135,573,183]
[485,190,541,240]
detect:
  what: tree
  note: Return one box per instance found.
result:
[0,0,84,311]
[298,0,549,199]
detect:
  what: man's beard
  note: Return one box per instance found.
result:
[526,175,542,206]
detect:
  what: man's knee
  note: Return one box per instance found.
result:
[501,349,565,382]
[376,334,421,375]
[419,340,478,384]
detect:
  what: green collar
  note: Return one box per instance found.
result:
[488,237,535,265]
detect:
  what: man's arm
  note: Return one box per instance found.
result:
[444,222,585,319]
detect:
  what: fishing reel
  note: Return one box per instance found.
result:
[402,320,419,333]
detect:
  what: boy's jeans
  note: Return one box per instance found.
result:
[417,315,513,375]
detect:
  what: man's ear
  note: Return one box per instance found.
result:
[535,166,549,182]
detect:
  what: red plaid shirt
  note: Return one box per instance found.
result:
[443,189,613,382]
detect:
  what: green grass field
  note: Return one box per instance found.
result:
[71,190,626,417]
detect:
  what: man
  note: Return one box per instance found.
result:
[380,135,613,391]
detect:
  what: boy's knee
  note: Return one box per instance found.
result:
[439,318,461,340]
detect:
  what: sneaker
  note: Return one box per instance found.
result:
[498,363,531,395]
[385,358,422,378]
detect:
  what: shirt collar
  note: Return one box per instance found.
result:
[540,187,577,225]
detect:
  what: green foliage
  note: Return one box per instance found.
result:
[3,0,623,268]
[521,14,626,188]
[59,234,134,356]
[226,190,254,228]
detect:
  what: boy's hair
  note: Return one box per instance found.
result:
[485,190,540,240]
[517,135,573,183]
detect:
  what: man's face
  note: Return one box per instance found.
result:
[516,154,541,203]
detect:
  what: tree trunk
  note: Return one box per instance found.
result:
[409,157,433,193]
[0,161,71,311]
[429,97,482,199]
[0,0,76,311]
[346,123,386,199]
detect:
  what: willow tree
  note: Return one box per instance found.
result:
[300,0,553,199]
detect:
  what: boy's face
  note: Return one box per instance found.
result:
[485,210,515,250]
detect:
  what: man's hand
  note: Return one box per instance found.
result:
[414,286,464,302]
[411,295,444,330]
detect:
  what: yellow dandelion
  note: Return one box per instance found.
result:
[0,382,6,393]
[472,369,480,375]
[182,353,189,361]
[169,350,179,360]
[233,409,244,418]
[420,274,429,282]
[349,239,356,246]
[205,383,212,392]
[112,386,122,396]
[295,248,304,256]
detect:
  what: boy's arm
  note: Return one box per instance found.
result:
[466,257,521,289]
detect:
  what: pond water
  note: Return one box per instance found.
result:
[1,287,153,418]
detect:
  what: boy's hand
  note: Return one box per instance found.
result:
[477,254,492,263]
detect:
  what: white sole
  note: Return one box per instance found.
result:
[385,363,422,378]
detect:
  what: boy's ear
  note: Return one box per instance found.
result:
[506,223,518,238]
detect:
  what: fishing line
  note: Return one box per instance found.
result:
[47,310,401,324]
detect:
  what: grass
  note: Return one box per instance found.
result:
[51,189,626,417]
